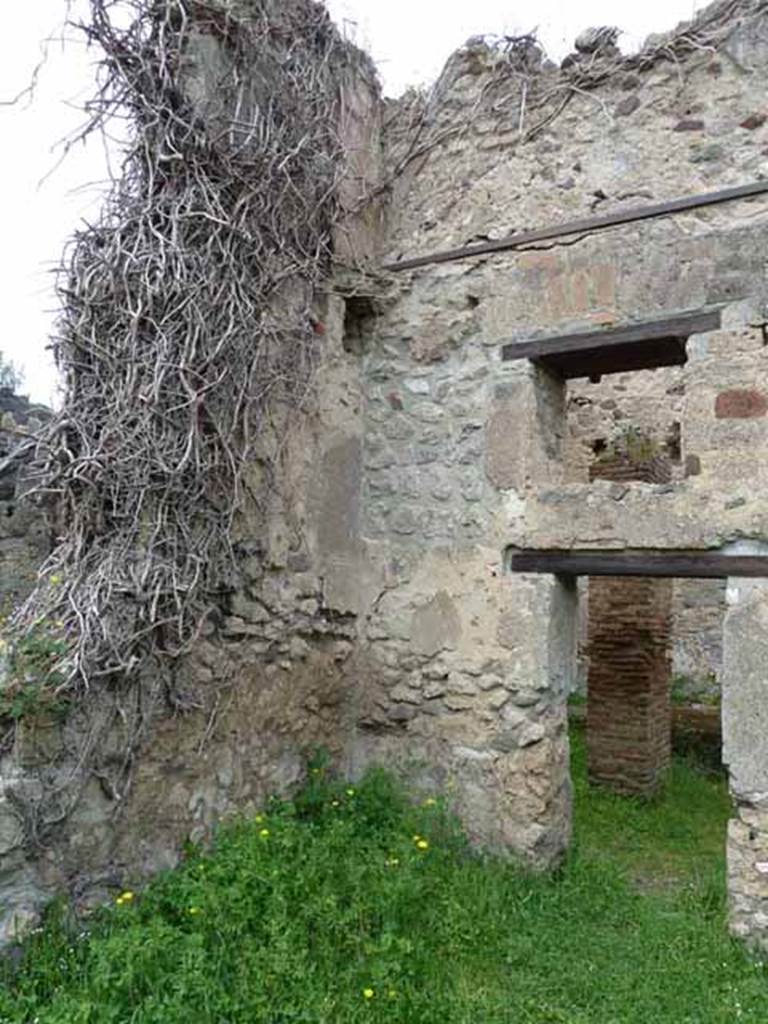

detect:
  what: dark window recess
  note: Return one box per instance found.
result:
[343,295,376,355]
[666,422,682,462]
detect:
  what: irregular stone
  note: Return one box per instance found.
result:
[673,118,705,131]
[390,683,422,705]
[487,690,510,711]
[411,591,462,656]
[387,703,417,723]
[424,680,447,699]
[574,26,619,54]
[740,112,767,130]
[443,694,474,712]
[689,142,724,163]
[447,675,479,696]
[518,723,546,748]
[0,804,24,856]
[615,95,640,118]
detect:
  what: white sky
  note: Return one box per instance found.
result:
[1,0,707,404]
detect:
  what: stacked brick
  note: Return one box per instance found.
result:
[586,451,673,796]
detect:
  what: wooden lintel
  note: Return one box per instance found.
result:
[508,549,768,579]
[383,180,768,273]
[535,337,688,380]
[501,309,721,364]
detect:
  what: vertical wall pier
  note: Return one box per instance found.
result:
[723,575,768,950]
[586,575,673,796]
[586,451,673,796]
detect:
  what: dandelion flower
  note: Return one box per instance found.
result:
[416,839,429,851]
[331,800,340,808]
[388,989,397,999]
[423,798,437,807]
[254,814,265,824]
[346,787,355,796]
[49,575,62,586]
[188,907,201,916]
[259,828,270,838]
[412,834,421,842]
[363,988,375,1000]
[120,891,134,902]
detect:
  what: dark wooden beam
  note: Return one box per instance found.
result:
[501,309,720,365]
[499,309,721,379]
[384,181,768,273]
[508,549,768,579]
[535,337,688,380]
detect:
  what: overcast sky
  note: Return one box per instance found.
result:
[1,0,706,404]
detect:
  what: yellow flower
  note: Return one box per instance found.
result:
[388,989,397,999]
[346,787,355,797]
[385,857,399,867]
[254,814,265,824]
[363,988,375,1000]
[331,800,340,808]
[188,907,201,916]
[423,798,437,807]
[49,574,62,586]
[412,834,421,842]
[416,839,429,851]
[120,890,134,901]
[259,828,270,838]
[311,767,321,775]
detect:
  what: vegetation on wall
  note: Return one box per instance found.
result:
[384,0,767,197]
[6,0,351,703]
[0,0,367,846]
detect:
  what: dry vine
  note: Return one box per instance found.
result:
[382,0,768,192]
[9,0,355,708]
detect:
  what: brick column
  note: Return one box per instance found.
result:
[586,451,672,796]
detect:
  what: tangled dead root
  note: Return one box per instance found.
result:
[12,0,352,695]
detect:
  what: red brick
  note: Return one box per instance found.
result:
[586,450,672,797]
[740,112,767,130]
[715,389,768,419]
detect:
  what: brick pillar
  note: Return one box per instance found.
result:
[586,451,672,796]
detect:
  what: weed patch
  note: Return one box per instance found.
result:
[1,744,765,1023]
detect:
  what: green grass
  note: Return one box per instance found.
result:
[1,735,765,1024]
[570,727,731,894]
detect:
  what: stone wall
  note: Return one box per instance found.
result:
[0,389,51,615]
[3,0,768,953]
[373,0,768,947]
[0,1,383,945]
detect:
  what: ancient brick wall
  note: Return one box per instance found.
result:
[586,452,673,796]
[587,576,673,795]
